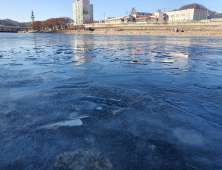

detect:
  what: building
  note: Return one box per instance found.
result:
[105,17,124,24]
[165,8,208,22]
[216,13,222,18]
[123,16,135,23]
[162,4,217,22]
[73,0,93,25]
[105,4,221,25]
[154,10,166,22]
[105,11,158,24]
[133,12,158,22]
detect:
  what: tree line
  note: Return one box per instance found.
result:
[30,17,73,30]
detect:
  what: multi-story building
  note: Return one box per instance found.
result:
[73,0,93,25]
[165,8,208,22]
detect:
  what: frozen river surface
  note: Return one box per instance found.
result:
[0,33,222,170]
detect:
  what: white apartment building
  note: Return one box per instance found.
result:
[73,0,93,25]
[165,8,208,22]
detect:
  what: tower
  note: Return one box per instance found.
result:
[31,10,35,23]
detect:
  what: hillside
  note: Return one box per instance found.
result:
[180,3,208,10]
[180,3,216,14]
[0,19,31,27]
[3,19,19,24]
[0,20,16,26]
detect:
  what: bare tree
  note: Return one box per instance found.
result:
[63,17,74,28]
[29,17,74,31]
[45,18,54,29]
[40,21,47,30]
[30,21,42,30]
[83,18,93,24]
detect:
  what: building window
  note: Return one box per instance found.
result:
[182,14,185,16]
[171,15,174,17]
[176,14,179,17]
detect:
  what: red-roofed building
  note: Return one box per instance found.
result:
[134,16,158,22]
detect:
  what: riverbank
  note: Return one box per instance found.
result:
[57,22,222,37]
[57,29,222,36]
[23,30,55,33]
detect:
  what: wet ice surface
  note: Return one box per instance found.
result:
[0,33,222,170]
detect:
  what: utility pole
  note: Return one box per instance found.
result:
[126,10,128,16]
[206,10,208,19]
[104,13,106,23]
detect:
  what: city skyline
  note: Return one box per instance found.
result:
[0,0,222,22]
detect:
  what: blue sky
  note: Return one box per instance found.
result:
[0,0,222,22]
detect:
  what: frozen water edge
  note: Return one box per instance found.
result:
[0,33,222,170]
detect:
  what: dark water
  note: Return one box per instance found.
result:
[0,33,222,170]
